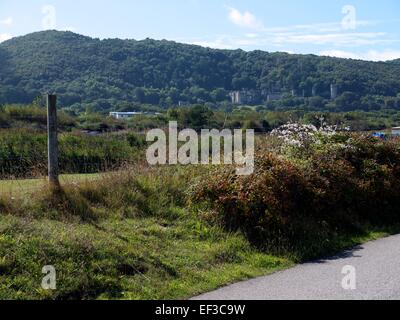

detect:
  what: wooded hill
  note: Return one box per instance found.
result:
[1,30,400,111]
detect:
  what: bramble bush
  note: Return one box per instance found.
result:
[192,126,400,260]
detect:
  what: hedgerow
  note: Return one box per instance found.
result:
[192,127,400,260]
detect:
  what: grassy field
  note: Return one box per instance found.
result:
[0,174,101,197]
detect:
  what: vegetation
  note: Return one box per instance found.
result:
[1,31,399,112]
[0,128,144,178]
[1,156,398,299]
[1,28,400,301]
[0,105,76,130]
[1,101,400,180]
[0,124,399,299]
[192,130,400,261]
[0,174,100,197]
[0,166,293,299]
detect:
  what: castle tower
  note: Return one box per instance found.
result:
[330,84,338,100]
[312,85,317,97]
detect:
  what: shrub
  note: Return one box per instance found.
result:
[191,133,400,260]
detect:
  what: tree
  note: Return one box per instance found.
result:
[1,30,400,111]
[335,92,360,111]
[211,88,228,102]
[308,96,325,109]
[135,88,145,103]
[179,105,213,129]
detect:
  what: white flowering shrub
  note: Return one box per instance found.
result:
[268,121,354,163]
[271,122,350,148]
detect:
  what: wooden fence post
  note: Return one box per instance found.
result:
[47,94,59,186]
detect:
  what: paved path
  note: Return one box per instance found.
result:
[193,234,400,300]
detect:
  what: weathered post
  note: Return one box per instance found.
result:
[47,94,59,186]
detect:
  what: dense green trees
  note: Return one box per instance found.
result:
[1,30,400,112]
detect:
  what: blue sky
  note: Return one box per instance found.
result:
[1,0,399,61]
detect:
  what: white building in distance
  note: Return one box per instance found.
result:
[109,111,161,119]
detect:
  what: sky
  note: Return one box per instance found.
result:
[1,0,400,61]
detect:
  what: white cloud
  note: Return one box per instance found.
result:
[0,17,13,26]
[263,20,376,34]
[319,49,400,61]
[63,26,77,32]
[365,50,400,61]
[224,13,395,48]
[191,38,233,50]
[42,5,57,30]
[273,32,390,47]
[0,33,12,43]
[227,7,264,30]
[245,33,259,38]
[184,15,399,57]
[319,50,361,59]
[364,50,400,61]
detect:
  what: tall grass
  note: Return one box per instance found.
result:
[1,164,293,300]
[1,105,76,129]
[0,129,144,178]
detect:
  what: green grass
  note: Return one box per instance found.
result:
[0,174,100,197]
[0,165,398,300]
[0,213,293,300]
[0,128,143,179]
[0,166,295,299]
[0,211,393,300]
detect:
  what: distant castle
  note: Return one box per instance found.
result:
[229,83,339,105]
[229,91,260,105]
[229,90,282,105]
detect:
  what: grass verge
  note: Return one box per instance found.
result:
[0,165,398,300]
[0,166,294,299]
